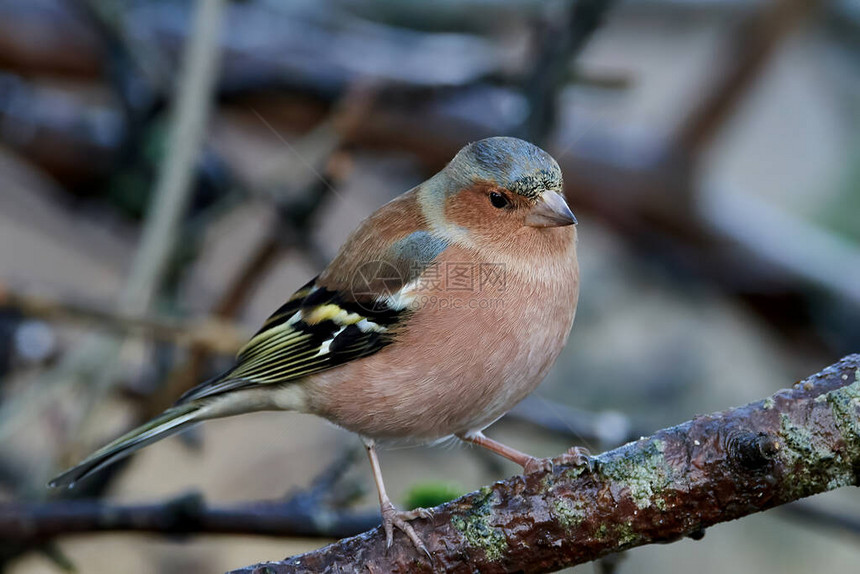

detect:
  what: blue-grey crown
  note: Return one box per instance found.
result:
[446,136,563,199]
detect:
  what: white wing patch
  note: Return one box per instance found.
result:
[379,278,421,311]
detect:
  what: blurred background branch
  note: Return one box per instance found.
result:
[0,447,375,544]
[0,284,244,354]
[0,0,226,456]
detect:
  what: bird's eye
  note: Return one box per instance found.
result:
[489,192,509,209]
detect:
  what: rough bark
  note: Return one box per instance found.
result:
[232,354,860,574]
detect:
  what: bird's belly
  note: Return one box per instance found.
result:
[305,278,577,441]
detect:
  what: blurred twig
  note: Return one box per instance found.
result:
[673,0,820,156]
[0,446,369,545]
[700,191,860,305]
[0,10,228,563]
[509,396,640,447]
[121,0,224,314]
[56,0,227,463]
[0,494,380,543]
[520,0,618,144]
[779,500,860,542]
[595,553,625,574]
[0,0,226,489]
[281,445,366,513]
[72,0,171,107]
[0,285,245,355]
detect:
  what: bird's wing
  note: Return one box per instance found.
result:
[176,276,408,403]
[177,193,449,404]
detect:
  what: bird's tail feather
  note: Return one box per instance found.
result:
[49,402,202,488]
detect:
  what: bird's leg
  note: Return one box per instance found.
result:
[459,431,593,474]
[459,430,551,473]
[362,438,432,555]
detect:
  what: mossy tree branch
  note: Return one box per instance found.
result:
[232,354,860,574]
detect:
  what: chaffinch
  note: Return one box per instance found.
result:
[51,136,580,552]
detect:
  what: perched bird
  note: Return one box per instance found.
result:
[51,136,581,552]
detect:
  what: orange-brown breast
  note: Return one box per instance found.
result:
[305,224,579,441]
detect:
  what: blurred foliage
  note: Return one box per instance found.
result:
[403,481,466,511]
[819,137,860,244]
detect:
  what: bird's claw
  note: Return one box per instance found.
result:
[523,456,553,475]
[558,446,595,472]
[413,507,435,520]
[380,501,431,557]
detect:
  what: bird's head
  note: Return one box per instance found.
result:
[419,137,576,252]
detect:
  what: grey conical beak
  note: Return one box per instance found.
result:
[525,191,577,228]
